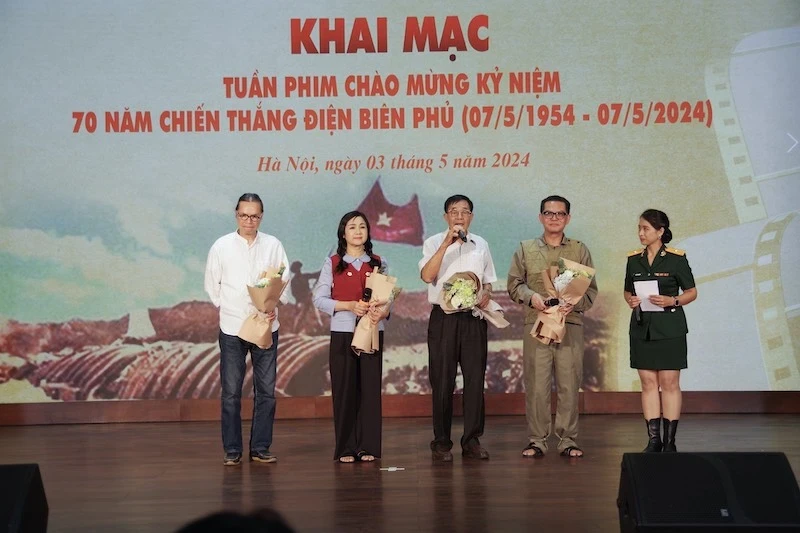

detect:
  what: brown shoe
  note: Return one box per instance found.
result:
[431,444,453,462]
[462,444,490,460]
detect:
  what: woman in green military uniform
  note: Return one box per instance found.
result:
[624,209,697,453]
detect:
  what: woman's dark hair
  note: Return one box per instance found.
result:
[640,209,672,243]
[334,211,381,274]
[235,193,263,213]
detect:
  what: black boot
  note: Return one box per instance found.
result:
[662,418,679,452]
[642,418,662,453]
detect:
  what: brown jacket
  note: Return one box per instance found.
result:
[507,235,598,326]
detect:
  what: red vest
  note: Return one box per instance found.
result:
[330,255,380,301]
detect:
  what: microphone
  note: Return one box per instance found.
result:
[634,305,642,326]
[361,287,373,302]
[457,229,467,242]
[356,287,373,323]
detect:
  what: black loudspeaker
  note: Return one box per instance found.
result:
[618,452,800,532]
[0,464,49,533]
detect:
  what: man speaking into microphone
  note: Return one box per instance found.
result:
[420,194,497,461]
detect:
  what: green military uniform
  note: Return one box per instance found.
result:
[625,245,695,369]
[507,235,598,454]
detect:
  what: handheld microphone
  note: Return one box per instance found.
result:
[356,287,373,323]
[634,305,642,326]
[457,229,467,242]
[361,287,373,302]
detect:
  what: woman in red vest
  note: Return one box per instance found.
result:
[312,211,389,462]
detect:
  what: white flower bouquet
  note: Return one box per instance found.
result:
[531,258,596,345]
[238,264,288,349]
[254,268,284,288]
[440,272,509,328]
[443,277,479,310]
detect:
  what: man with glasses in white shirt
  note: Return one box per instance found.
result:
[420,194,497,461]
[205,193,290,466]
[507,195,597,459]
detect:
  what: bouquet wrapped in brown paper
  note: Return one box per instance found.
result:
[351,267,400,356]
[238,265,288,349]
[440,272,509,329]
[531,258,595,345]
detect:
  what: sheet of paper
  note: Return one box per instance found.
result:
[634,280,664,312]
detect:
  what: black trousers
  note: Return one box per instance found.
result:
[329,331,383,460]
[427,306,488,450]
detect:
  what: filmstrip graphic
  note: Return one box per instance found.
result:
[704,30,799,389]
[705,59,766,224]
[752,212,799,390]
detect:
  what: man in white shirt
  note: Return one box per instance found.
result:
[204,193,290,466]
[419,194,497,461]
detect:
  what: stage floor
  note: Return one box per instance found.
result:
[2,414,799,532]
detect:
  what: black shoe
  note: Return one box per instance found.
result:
[643,418,663,453]
[662,418,679,453]
[462,444,490,460]
[431,444,453,462]
[522,442,545,458]
[223,452,242,466]
[249,450,278,463]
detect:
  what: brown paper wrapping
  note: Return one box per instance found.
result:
[480,306,511,329]
[531,305,566,345]
[351,267,399,356]
[531,259,596,345]
[238,265,288,349]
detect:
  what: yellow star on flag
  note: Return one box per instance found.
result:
[377,212,392,226]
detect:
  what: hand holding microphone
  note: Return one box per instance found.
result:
[452,224,467,243]
[361,287,373,303]
[352,288,371,318]
[627,295,643,325]
[530,293,547,311]
[355,287,372,319]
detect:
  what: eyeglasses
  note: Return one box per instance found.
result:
[542,211,568,220]
[446,209,472,217]
[237,213,262,222]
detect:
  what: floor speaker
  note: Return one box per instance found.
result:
[618,452,800,532]
[0,464,49,533]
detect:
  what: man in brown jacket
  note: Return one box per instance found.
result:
[507,195,597,458]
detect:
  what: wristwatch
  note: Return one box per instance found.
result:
[674,297,680,307]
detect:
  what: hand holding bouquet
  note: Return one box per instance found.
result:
[440,272,509,328]
[238,264,288,349]
[351,267,401,355]
[531,258,595,345]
